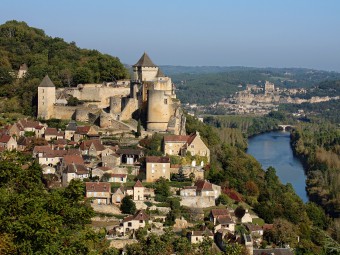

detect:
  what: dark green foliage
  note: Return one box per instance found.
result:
[154,177,171,202]
[139,133,164,156]
[0,20,129,116]
[0,151,112,254]
[234,206,246,220]
[67,95,83,106]
[120,196,136,215]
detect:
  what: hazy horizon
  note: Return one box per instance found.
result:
[2,0,340,72]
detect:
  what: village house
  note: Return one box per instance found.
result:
[112,186,126,205]
[91,166,113,180]
[79,139,105,157]
[16,136,32,151]
[163,131,210,162]
[210,209,235,233]
[188,226,214,244]
[108,173,127,183]
[145,156,171,182]
[116,148,144,165]
[115,209,150,236]
[133,180,144,201]
[44,127,64,141]
[34,125,46,138]
[18,119,41,132]
[64,121,77,140]
[62,163,89,186]
[7,123,25,138]
[102,153,121,168]
[0,135,17,151]
[85,182,111,205]
[73,126,98,142]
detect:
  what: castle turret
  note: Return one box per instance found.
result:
[37,75,56,119]
[133,52,159,82]
[147,90,173,132]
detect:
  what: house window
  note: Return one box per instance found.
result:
[191,145,194,148]
[164,99,168,104]
[121,177,124,181]
[139,220,143,223]
[196,237,198,241]
[128,222,132,227]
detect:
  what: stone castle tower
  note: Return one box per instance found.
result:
[37,75,56,119]
[132,53,185,134]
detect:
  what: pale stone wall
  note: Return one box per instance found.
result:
[66,84,129,108]
[180,196,216,208]
[120,98,138,121]
[147,90,173,131]
[164,141,185,155]
[146,162,171,182]
[109,239,138,249]
[187,134,210,162]
[53,105,77,120]
[133,186,144,201]
[38,87,55,119]
[134,66,158,81]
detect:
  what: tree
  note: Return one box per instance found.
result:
[154,177,171,202]
[73,67,93,85]
[234,205,246,222]
[120,196,136,214]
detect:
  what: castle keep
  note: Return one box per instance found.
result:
[37,53,186,135]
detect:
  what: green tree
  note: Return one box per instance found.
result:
[120,196,136,214]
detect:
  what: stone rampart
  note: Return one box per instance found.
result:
[53,105,77,119]
[180,196,216,208]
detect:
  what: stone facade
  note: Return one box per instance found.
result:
[37,53,186,135]
[145,156,171,182]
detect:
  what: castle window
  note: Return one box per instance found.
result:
[164,99,168,104]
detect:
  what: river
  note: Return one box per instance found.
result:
[247,131,308,202]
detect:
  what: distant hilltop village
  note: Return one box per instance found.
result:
[37,53,186,135]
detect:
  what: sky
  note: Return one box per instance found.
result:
[1,0,340,71]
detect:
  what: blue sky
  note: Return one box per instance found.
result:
[2,0,340,71]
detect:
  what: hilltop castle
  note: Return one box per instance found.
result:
[37,53,186,135]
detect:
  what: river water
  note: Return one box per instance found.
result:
[247,131,308,202]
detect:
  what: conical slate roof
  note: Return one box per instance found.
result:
[39,75,55,87]
[156,68,165,77]
[133,52,157,67]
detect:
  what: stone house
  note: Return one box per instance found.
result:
[8,123,24,138]
[188,226,214,244]
[116,148,144,165]
[145,156,170,182]
[180,186,197,197]
[133,180,144,201]
[85,182,111,205]
[210,209,235,233]
[44,128,64,141]
[102,153,121,168]
[34,125,46,138]
[18,119,41,132]
[17,136,32,151]
[91,166,112,179]
[112,186,126,205]
[62,163,89,186]
[163,131,210,162]
[195,179,221,198]
[0,135,17,151]
[64,121,77,140]
[73,126,98,142]
[79,139,105,157]
[109,174,127,183]
[115,209,150,235]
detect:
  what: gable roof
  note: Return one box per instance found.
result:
[216,215,234,225]
[134,180,143,188]
[164,135,190,143]
[146,156,170,164]
[39,75,55,87]
[80,139,105,151]
[0,135,12,143]
[64,163,88,174]
[195,179,213,191]
[123,209,149,222]
[156,68,165,77]
[111,173,127,178]
[133,52,157,67]
[63,154,84,166]
[85,182,111,193]
[75,126,91,135]
[191,226,214,237]
[65,121,77,131]
[210,209,229,218]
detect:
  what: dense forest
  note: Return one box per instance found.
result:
[291,124,340,218]
[0,20,129,116]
